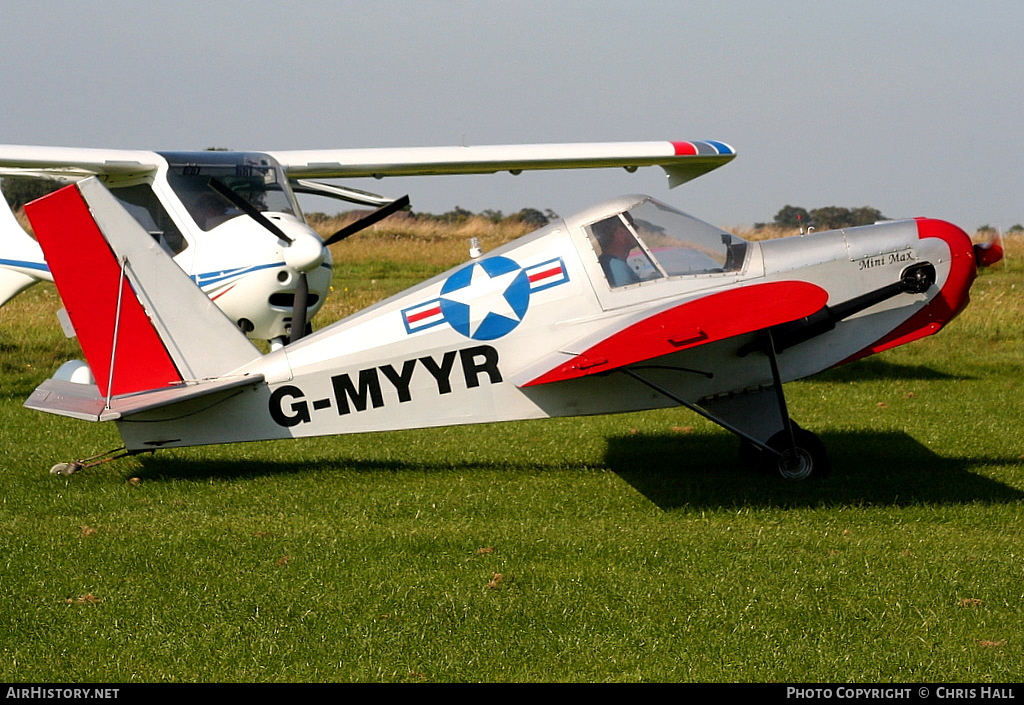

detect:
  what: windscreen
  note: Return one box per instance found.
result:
[162,152,300,232]
[627,199,746,276]
[587,198,747,287]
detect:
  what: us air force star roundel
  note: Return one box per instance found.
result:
[439,256,531,340]
[400,256,569,339]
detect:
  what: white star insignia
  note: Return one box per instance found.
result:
[441,262,522,337]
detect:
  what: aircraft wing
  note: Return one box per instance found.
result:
[0,140,735,186]
[0,145,162,179]
[514,280,830,388]
[269,140,735,187]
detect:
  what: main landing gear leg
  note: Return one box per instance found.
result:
[620,330,829,481]
[761,329,830,480]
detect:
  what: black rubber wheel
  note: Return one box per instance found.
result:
[762,427,830,480]
[738,421,804,471]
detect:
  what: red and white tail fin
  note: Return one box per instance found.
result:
[0,193,50,307]
[24,177,260,399]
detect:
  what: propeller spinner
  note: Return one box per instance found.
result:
[207,177,408,343]
[207,176,328,342]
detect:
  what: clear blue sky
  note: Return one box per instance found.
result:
[2,1,1021,230]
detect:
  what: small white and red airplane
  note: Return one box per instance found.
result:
[19,143,1001,480]
[0,141,731,345]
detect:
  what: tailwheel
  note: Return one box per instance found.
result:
[763,426,830,480]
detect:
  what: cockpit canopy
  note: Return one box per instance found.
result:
[585,197,747,288]
[159,151,301,232]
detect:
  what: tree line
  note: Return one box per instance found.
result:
[4,177,1019,233]
[762,205,1023,234]
[758,205,887,231]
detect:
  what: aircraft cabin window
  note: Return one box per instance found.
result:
[587,198,747,289]
[627,199,747,276]
[109,183,188,255]
[587,214,663,287]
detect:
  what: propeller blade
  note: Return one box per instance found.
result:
[974,232,1004,268]
[207,177,294,244]
[323,195,411,247]
[290,271,309,343]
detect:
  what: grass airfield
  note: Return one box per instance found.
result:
[0,223,1021,683]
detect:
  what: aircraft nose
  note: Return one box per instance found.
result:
[915,217,974,267]
[914,217,976,320]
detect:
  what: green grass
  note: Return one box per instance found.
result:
[0,239,1022,682]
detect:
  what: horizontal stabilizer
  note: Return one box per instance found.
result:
[24,373,265,422]
[516,281,829,387]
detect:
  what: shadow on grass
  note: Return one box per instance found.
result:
[814,357,967,383]
[607,430,1024,510]
[132,429,1024,514]
[133,454,518,482]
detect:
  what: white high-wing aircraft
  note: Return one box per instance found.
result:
[0,140,735,345]
[21,145,1001,480]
